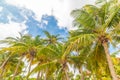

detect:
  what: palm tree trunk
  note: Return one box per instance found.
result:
[37,70,41,80]
[12,56,23,80]
[64,69,69,80]
[28,57,33,74]
[26,57,33,80]
[102,42,118,80]
[79,68,84,80]
[0,54,11,68]
[27,56,34,80]
[62,62,69,80]
[0,54,11,78]
[22,60,29,76]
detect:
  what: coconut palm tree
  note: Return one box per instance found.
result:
[43,31,62,46]
[70,0,120,79]
[0,32,65,79]
[0,49,24,80]
[27,42,72,80]
[0,34,43,80]
[0,39,26,80]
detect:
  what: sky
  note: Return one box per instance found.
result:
[0,0,95,41]
[0,0,119,56]
[0,0,96,76]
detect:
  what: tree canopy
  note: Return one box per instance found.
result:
[0,0,120,80]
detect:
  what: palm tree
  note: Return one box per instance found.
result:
[0,51,24,80]
[0,35,28,80]
[43,31,62,46]
[27,42,72,80]
[70,0,120,79]
[0,34,43,80]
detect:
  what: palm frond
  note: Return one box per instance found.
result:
[43,30,51,38]
[71,9,96,29]
[27,60,58,77]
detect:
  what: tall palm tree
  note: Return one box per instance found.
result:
[70,0,120,79]
[43,31,62,46]
[27,42,72,80]
[0,34,43,80]
[0,50,24,80]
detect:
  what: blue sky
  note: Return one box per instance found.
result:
[0,0,119,56]
[0,0,70,39]
[0,0,95,40]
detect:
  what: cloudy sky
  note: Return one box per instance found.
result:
[0,0,118,55]
[0,0,95,41]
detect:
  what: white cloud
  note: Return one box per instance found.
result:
[0,6,3,12]
[0,19,27,48]
[0,21,27,40]
[6,0,95,30]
